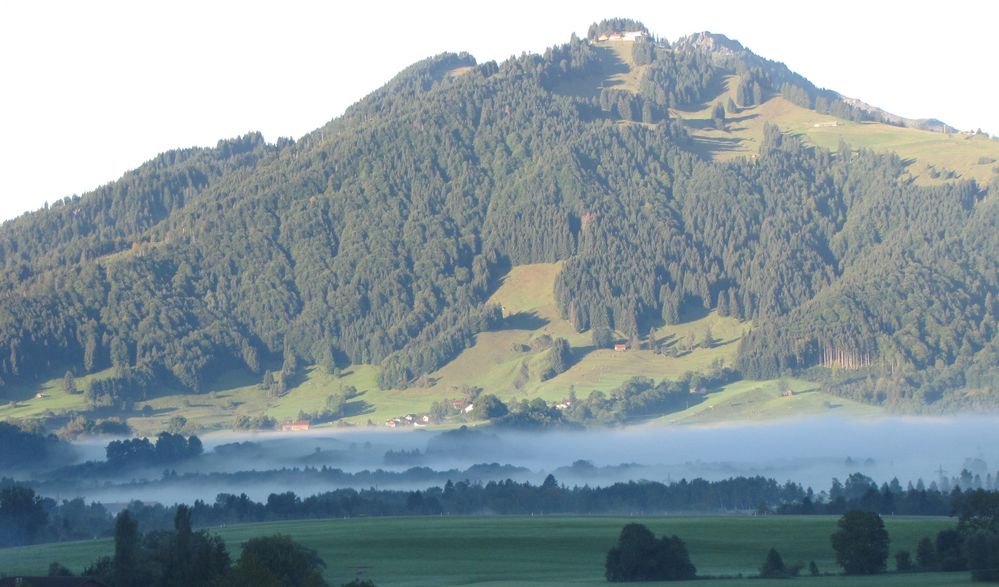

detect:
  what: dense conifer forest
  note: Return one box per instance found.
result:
[1,19,998,413]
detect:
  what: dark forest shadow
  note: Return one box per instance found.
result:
[687,136,747,161]
[550,46,630,99]
[678,303,710,323]
[679,76,734,112]
[498,311,550,331]
[344,393,374,418]
[568,344,598,367]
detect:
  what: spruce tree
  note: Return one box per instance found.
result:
[62,370,78,395]
[711,102,726,130]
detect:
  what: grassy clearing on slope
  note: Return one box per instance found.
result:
[0,261,879,433]
[400,262,748,410]
[446,65,475,78]
[343,263,581,422]
[0,368,113,419]
[652,378,881,425]
[489,262,562,319]
[531,311,746,402]
[134,263,834,428]
[805,124,999,185]
[414,263,879,424]
[549,42,648,99]
[0,365,277,435]
[266,364,381,422]
[0,516,958,586]
[676,75,999,185]
[677,75,840,162]
[131,365,387,434]
[600,41,646,93]
[126,369,267,435]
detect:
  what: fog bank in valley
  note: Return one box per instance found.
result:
[41,416,999,505]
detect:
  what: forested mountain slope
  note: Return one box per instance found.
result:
[2,19,998,419]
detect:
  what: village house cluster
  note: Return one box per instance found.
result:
[384,398,476,428]
[384,412,433,428]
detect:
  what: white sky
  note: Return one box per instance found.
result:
[1,0,996,222]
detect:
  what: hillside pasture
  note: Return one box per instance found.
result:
[0,262,881,433]
[676,76,999,186]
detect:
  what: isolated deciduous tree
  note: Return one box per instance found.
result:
[235,534,328,587]
[429,400,449,423]
[471,394,509,420]
[606,523,696,581]
[830,510,889,574]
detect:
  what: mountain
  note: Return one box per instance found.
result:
[2,19,999,431]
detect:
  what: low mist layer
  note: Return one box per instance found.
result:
[26,416,999,505]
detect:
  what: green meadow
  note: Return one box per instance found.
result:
[0,515,961,586]
[674,75,999,186]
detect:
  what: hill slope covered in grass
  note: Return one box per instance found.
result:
[2,18,999,432]
[1,261,881,434]
[673,75,999,185]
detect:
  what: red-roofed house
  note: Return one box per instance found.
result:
[281,420,311,432]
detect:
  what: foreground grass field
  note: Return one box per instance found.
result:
[0,516,962,586]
